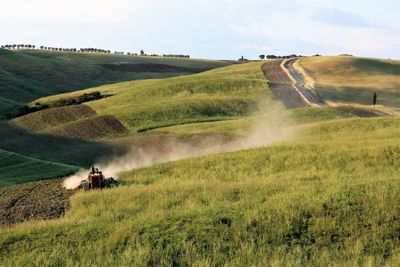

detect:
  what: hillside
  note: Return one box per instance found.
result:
[11,105,128,140]
[262,59,306,108]
[0,179,73,226]
[0,149,78,187]
[3,56,400,265]
[33,62,270,133]
[2,59,391,186]
[296,56,400,109]
[2,116,400,265]
[0,62,270,186]
[0,49,231,119]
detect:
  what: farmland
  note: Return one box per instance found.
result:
[0,149,78,187]
[0,49,231,119]
[2,53,400,265]
[2,115,400,265]
[34,61,270,132]
[0,179,72,226]
[296,56,400,109]
[262,59,305,108]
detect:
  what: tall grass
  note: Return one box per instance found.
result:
[0,149,78,186]
[297,56,400,108]
[0,49,230,118]
[36,62,270,132]
[2,116,400,265]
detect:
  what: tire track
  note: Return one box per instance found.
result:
[4,184,40,209]
[262,60,306,109]
[282,58,322,107]
[0,179,73,226]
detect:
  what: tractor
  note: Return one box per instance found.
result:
[80,166,117,191]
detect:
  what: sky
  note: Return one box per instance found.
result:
[1,0,399,59]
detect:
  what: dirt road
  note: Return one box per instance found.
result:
[262,59,321,108]
[283,59,322,106]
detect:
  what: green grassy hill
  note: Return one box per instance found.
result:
[0,149,78,187]
[2,59,391,186]
[11,105,128,140]
[0,49,231,119]
[296,56,400,108]
[0,121,121,170]
[2,116,400,265]
[34,62,270,132]
[0,62,271,186]
[3,57,400,265]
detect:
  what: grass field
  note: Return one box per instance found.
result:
[0,149,78,187]
[0,62,270,186]
[35,62,271,132]
[2,115,400,265]
[11,105,129,140]
[296,56,400,109]
[0,49,231,119]
[2,58,395,185]
[3,56,400,265]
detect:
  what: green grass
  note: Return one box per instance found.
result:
[35,62,270,132]
[297,56,400,109]
[0,121,123,170]
[2,116,400,265]
[0,62,268,185]
[3,57,400,265]
[0,149,79,187]
[0,61,373,186]
[0,49,231,119]
[11,105,128,141]
[11,105,96,132]
[154,107,356,137]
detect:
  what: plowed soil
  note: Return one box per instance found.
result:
[0,179,73,226]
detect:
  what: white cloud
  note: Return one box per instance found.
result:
[228,4,400,56]
[0,0,142,24]
[0,0,399,59]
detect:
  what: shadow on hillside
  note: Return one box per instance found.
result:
[352,58,400,75]
[100,63,205,73]
[316,86,400,108]
[0,121,127,167]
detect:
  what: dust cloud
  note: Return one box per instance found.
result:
[63,101,294,189]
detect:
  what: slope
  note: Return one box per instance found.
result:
[296,56,400,108]
[0,49,231,118]
[0,179,73,226]
[34,62,272,132]
[0,149,79,187]
[2,116,400,265]
[0,62,271,185]
[262,59,306,108]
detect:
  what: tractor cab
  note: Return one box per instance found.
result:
[81,166,117,191]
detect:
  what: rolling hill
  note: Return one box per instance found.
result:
[3,57,398,186]
[295,56,400,109]
[2,115,400,265]
[33,61,272,132]
[0,149,78,187]
[0,49,231,119]
[0,61,272,186]
[3,56,400,265]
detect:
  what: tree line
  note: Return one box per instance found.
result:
[259,54,305,60]
[0,44,190,58]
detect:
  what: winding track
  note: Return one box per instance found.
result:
[283,58,322,106]
[262,58,321,108]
